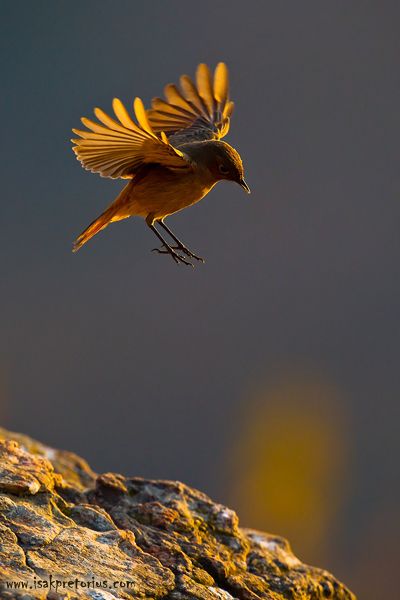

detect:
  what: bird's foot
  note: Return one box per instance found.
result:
[175,245,205,263]
[162,244,205,263]
[152,245,194,267]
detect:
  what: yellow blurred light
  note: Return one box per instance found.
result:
[226,369,350,562]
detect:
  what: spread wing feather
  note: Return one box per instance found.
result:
[71,97,190,179]
[147,63,234,145]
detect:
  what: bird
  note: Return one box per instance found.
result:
[71,62,250,266]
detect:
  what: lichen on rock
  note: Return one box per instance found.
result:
[0,428,355,599]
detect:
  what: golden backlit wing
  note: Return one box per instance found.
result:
[71,98,190,179]
[146,63,234,146]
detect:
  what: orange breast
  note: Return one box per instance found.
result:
[123,168,216,220]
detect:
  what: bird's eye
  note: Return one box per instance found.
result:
[219,164,230,175]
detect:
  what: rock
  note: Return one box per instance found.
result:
[0,428,355,599]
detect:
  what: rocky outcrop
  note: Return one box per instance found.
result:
[0,428,355,599]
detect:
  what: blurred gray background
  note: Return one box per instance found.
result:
[1,2,399,597]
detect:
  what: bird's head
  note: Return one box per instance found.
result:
[185,141,250,194]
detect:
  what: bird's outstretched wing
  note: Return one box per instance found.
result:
[146,63,234,146]
[71,98,190,179]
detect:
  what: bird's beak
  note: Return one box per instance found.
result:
[239,178,251,194]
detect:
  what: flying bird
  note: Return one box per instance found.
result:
[71,63,250,266]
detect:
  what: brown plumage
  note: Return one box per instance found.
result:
[71,63,249,265]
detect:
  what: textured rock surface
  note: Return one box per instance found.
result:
[0,428,355,599]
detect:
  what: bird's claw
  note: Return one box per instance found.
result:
[178,247,205,263]
[155,244,204,263]
[152,246,194,267]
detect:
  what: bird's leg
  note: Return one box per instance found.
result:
[158,220,205,263]
[147,222,193,267]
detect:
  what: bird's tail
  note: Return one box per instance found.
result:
[72,184,132,252]
[72,206,119,252]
